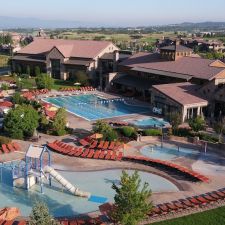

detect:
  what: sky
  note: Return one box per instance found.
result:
[1,0,225,26]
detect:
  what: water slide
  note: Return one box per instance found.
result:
[43,166,91,198]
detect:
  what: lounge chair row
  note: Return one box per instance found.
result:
[1,142,20,154]
[149,188,225,218]
[108,121,129,126]
[124,155,209,183]
[30,89,49,95]
[79,138,122,151]
[58,216,105,225]
[0,220,27,225]
[47,141,123,161]
[60,87,96,92]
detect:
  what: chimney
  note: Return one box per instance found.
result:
[175,39,180,46]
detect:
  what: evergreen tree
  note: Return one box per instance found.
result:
[111,171,152,225]
[51,108,67,136]
[29,201,59,225]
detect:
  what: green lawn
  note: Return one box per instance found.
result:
[52,79,77,90]
[152,206,225,225]
[18,77,76,90]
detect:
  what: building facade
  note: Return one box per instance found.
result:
[12,39,119,84]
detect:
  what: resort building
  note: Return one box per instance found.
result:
[111,43,225,121]
[12,39,119,82]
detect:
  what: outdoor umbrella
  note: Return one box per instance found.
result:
[90,133,103,139]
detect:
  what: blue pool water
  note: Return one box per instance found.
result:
[0,166,178,217]
[43,94,150,121]
[141,145,200,160]
[125,117,168,128]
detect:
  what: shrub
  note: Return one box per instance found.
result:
[143,129,162,136]
[12,92,25,105]
[1,83,9,90]
[0,136,11,145]
[121,126,136,138]
[173,128,192,137]
[189,116,205,132]
[34,66,41,76]
[35,73,54,90]
[93,120,118,141]
[198,133,219,143]
[166,112,182,131]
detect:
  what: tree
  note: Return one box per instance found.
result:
[29,201,59,225]
[214,117,225,143]
[93,120,118,141]
[166,112,182,133]
[4,105,39,139]
[34,66,41,76]
[189,116,205,132]
[51,108,67,136]
[72,70,89,86]
[111,171,152,225]
[26,65,31,76]
[35,73,54,90]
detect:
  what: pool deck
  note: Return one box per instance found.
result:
[4,134,225,203]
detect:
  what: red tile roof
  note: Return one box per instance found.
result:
[17,39,114,59]
[120,52,225,80]
[152,82,208,106]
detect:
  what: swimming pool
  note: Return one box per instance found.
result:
[141,144,200,160]
[43,94,150,121]
[125,117,168,128]
[0,166,178,217]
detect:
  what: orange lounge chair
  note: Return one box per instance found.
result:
[99,151,106,159]
[87,149,95,158]
[3,221,14,225]
[2,144,9,154]
[79,139,89,147]
[103,141,109,150]
[81,149,90,158]
[94,150,101,159]
[108,142,115,150]
[157,204,169,213]
[165,203,178,211]
[98,141,105,149]
[90,141,98,149]
[105,151,112,160]
[74,149,83,157]
[111,152,117,160]
[179,199,194,208]
[18,221,27,225]
[7,143,16,152]
[117,152,123,161]
[12,142,20,151]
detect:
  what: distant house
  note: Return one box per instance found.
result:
[12,39,119,83]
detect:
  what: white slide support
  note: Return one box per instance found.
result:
[43,166,91,198]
